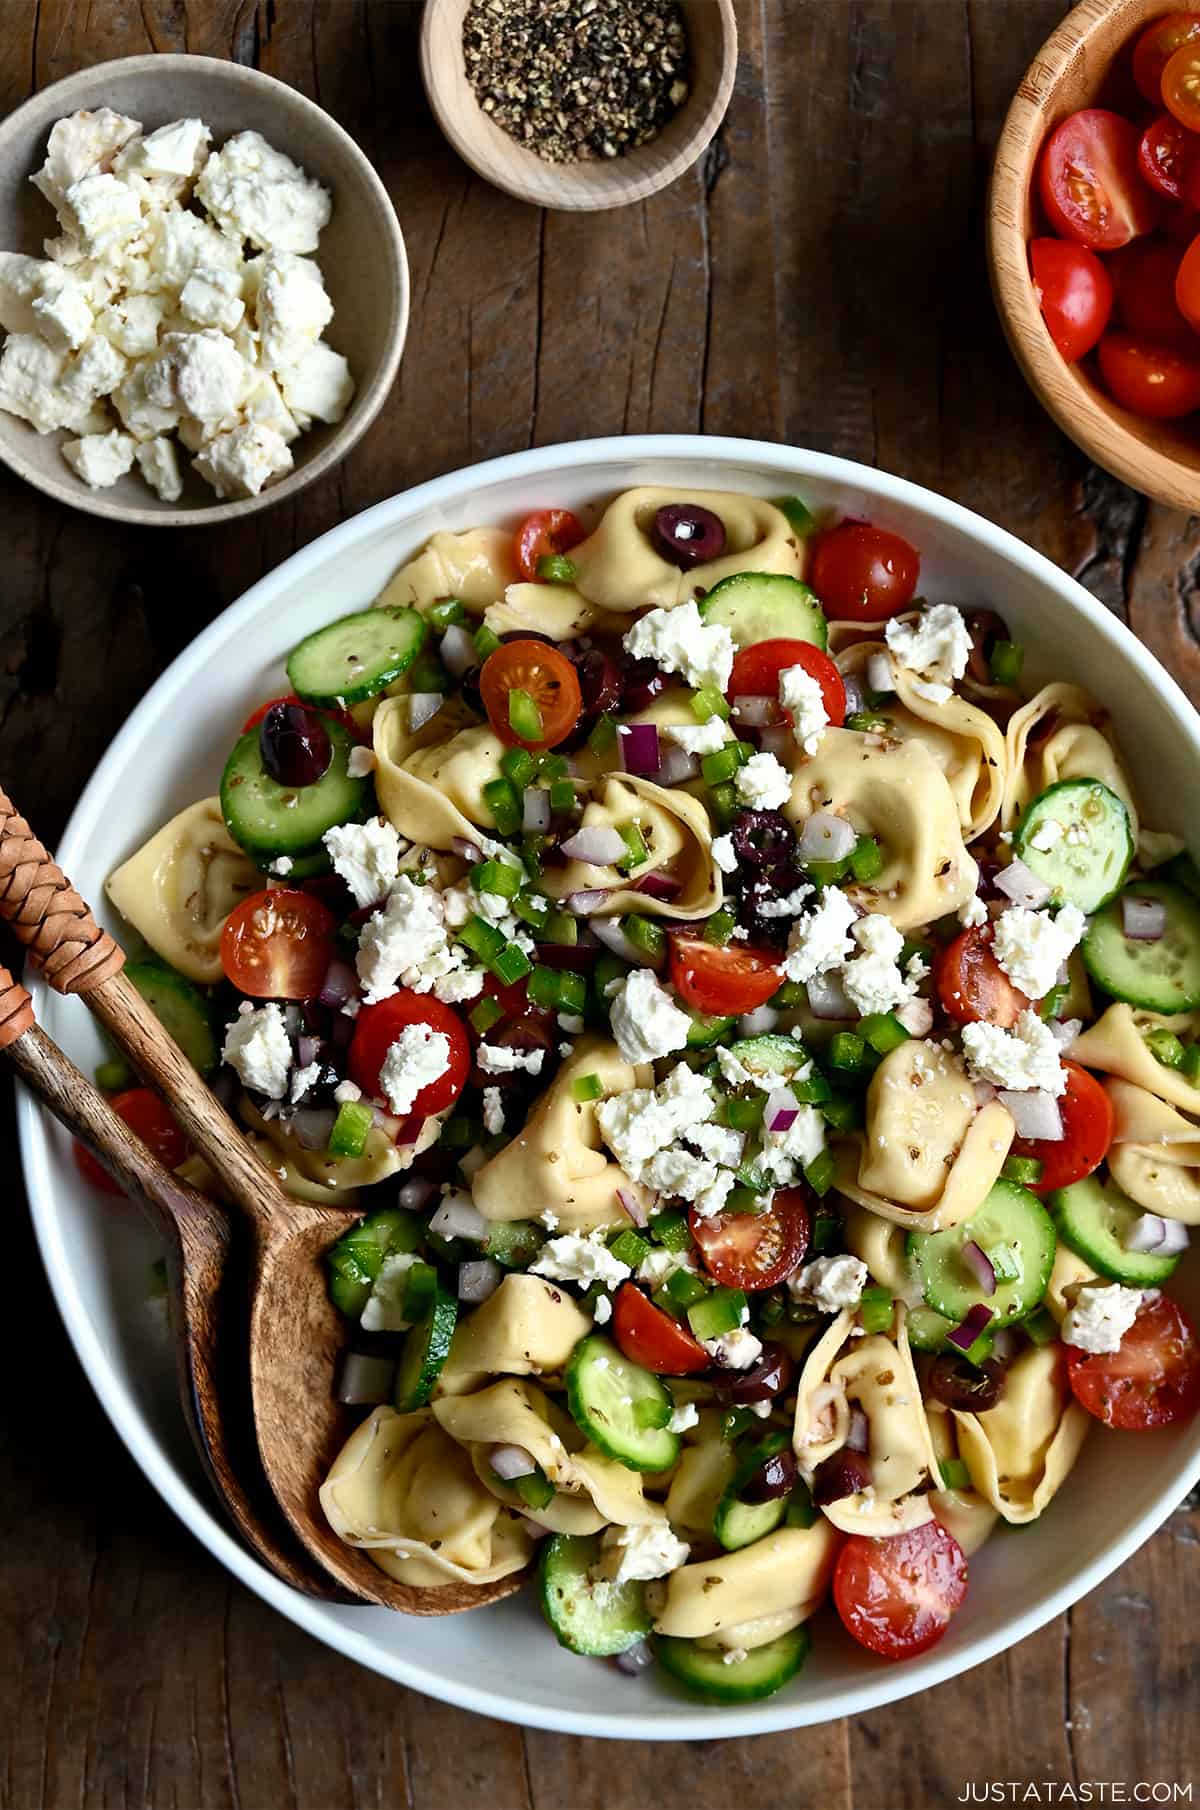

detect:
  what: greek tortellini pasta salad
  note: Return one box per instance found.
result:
[96,486,1200,1704]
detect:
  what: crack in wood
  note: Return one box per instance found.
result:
[1071,465,1147,621]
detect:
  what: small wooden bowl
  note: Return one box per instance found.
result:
[420,0,737,212]
[989,0,1200,511]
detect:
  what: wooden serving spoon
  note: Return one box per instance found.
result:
[0,788,527,1617]
[0,959,345,1600]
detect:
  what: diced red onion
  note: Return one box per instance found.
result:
[1051,1016,1082,1052]
[1124,1213,1190,1255]
[946,1303,994,1351]
[999,1088,1063,1141]
[636,870,682,901]
[429,1193,487,1243]
[896,997,934,1037]
[615,1639,656,1676]
[797,812,857,864]
[758,725,794,761]
[994,858,1052,908]
[319,958,358,1008]
[972,1078,998,1107]
[655,744,700,787]
[451,835,483,864]
[566,888,612,917]
[731,695,778,727]
[336,1351,397,1405]
[408,692,444,732]
[523,787,552,832]
[764,1085,800,1133]
[867,651,895,695]
[561,825,628,865]
[291,1106,336,1150]
[961,1239,997,1296]
[846,1408,869,1452]
[1121,894,1167,942]
[617,1186,648,1227]
[618,722,661,778]
[440,623,477,678]
[739,1005,779,1036]
[458,1258,502,1302]
[489,1443,537,1480]
[840,675,866,719]
[399,1176,436,1210]
[806,969,855,1019]
[297,1033,322,1069]
[591,917,657,967]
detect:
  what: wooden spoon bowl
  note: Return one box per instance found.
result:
[988,0,1200,510]
[0,790,527,1617]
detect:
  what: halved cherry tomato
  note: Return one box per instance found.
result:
[669,935,781,1016]
[1177,229,1200,330]
[479,638,583,751]
[1132,11,1200,103]
[220,888,337,1000]
[1010,1060,1114,1195]
[348,990,471,1119]
[1029,237,1114,362]
[834,1520,968,1660]
[1039,111,1157,252]
[1067,1294,1200,1429]
[1110,238,1197,350]
[1097,330,1200,417]
[74,1088,190,1195]
[1139,112,1198,200]
[726,637,847,725]
[689,1187,809,1292]
[240,694,362,740]
[809,522,920,623]
[934,924,1031,1028]
[611,1281,711,1375]
[1164,40,1200,131]
[514,509,585,583]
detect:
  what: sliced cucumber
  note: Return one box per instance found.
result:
[905,1304,957,1352]
[726,1033,811,1080]
[907,1181,1056,1328]
[286,605,427,707]
[656,1627,811,1704]
[221,718,370,860]
[481,1219,545,1269]
[325,1206,423,1318]
[539,1533,651,1656]
[699,573,828,651]
[713,1432,790,1551]
[1082,880,1200,1013]
[125,961,217,1076]
[1049,1174,1183,1285]
[394,1289,458,1411]
[686,1010,737,1049]
[565,1335,680,1472]
[1012,779,1133,913]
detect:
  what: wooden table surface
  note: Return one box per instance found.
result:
[2,3,1198,1806]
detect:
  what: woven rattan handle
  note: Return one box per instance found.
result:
[0,788,124,992]
[0,960,33,1049]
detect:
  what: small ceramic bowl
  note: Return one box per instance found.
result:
[0,55,409,526]
[988,0,1200,512]
[420,0,737,212]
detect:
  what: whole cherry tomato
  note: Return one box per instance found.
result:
[810,523,920,622]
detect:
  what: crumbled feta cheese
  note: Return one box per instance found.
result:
[31,109,141,217]
[959,893,989,928]
[31,277,93,351]
[323,818,403,908]
[592,1293,612,1325]
[477,1043,545,1076]
[557,1011,585,1035]
[532,1230,632,1291]
[180,266,246,333]
[609,968,692,1065]
[715,1046,755,1088]
[61,429,136,488]
[711,832,737,874]
[662,716,730,755]
[758,1106,826,1185]
[346,745,377,779]
[779,662,828,756]
[687,1122,744,1167]
[134,435,183,501]
[642,1145,720,1203]
[596,1062,716,1177]
[540,1209,560,1231]
[277,340,354,425]
[637,1247,699,1287]
[431,964,485,1005]
[1063,1282,1149,1355]
[197,130,332,254]
[841,912,914,1017]
[333,1079,362,1104]
[735,751,792,812]
[622,601,734,693]
[222,1001,292,1099]
[118,117,211,185]
[758,883,814,919]
[599,1522,690,1585]
[377,1022,450,1115]
[692,1166,740,1219]
[992,904,1086,1004]
[192,419,294,498]
[667,1400,699,1433]
[60,172,143,257]
[481,1086,506,1136]
[782,885,858,985]
[355,875,475,1006]
[789,1253,869,1314]
[701,1328,763,1369]
[885,604,970,694]
[961,1009,1066,1095]
[0,332,103,435]
[289,1060,321,1103]
[250,250,333,368]
[360,1251,418,1333]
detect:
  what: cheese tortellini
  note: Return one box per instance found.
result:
[569,487,801,611]
[374,693,507,848]
[375,527,518,618]
[1105,1079,1200,1223]
[106,797,260,983]
[651,1523,838,1641]
[953,1344,1090,1525]
[1071,1003,1200,1116]
[1002,682,1139,838]
[437,1273,593,1397]
[538,772,723,921]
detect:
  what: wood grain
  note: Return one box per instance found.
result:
[2,0,1199,1804]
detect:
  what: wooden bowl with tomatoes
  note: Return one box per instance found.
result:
[989,0,1200,509]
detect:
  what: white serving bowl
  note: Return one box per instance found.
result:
[19,435,1200,1738]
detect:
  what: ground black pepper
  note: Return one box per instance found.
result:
[463,0,691,164]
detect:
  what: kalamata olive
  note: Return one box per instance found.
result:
[712,1344,794,1404]
[619,653,670,714]
[965,610,1012,685]
[651,504,727,570]
[927,1353,1007,1413]
[742,1445,798,1504]
[459,666,484,716]
[469,1016,554,1091]
[574,648,623,718]
[259,702,333,789]
[811,1448,872,1506]
[732,809,798,872]
[732,878,792,949]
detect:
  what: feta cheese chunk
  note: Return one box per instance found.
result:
[180,266,246,333]
[117,117,211,184]
[959,892,988,929]
[482,1087,506,1136]
[477,1043,545,1076]
[711,833,737,874]
[0,333,103,435]
[596,1061,716,1178]
[841,912,915,1017]
[667,1400,699,1433]
[360,1251,418,1332]
[779,662,828,755]
[759,1103,827,1184]
[222,1001,292,1099]
[0,253,58,335]
[782,885,858,985]
[192,420,293,498]
[61,332,127,403]
[735,751,792,812]
[30,277,93,351]
[60,172,143,257]
[61,429,136,489]
[377,1022,450,1115]
[609,968,692,1065]
[662,716,730,756]
[532,1230,632,1291]
[622,601,734,693]
[991,904,1086,1005]
[196,130,332,253]
[702,1327,763,1369]
[599,1523,691,1586]
[323,818,403,908]
[961,1008,1066,1095]
[355,873,446,1004]
[135,435,183,502]
[95,290,167,358]
[789,1253,869,1314]
[251,251,333,369]
[1062,1282,1148,1355]
[32,109,141,216]
[277,341,355,425]
[885,604,970,700]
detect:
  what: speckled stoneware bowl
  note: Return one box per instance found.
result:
[0,55,408,526]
